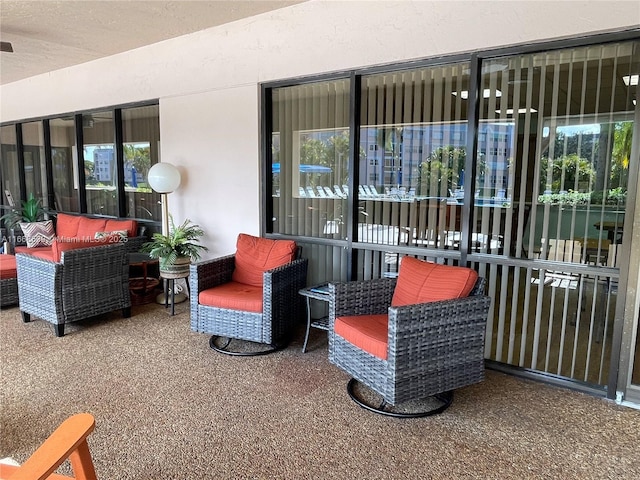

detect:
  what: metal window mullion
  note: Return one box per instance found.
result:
[42,119,55,210]
[348,72,360,280]
[262,85,274,236]
[74,114,87,213]
[114,109,126,218]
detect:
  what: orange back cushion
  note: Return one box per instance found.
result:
[55,213,81,238]
[105,219,137,237]
[76,217,107,240]
[231,234,297,287]
[391,256,478,307]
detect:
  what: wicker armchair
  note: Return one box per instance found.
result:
[328,259,491,417]
[16,242,131,337]
[190,234,307,355]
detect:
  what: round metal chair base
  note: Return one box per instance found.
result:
[209,335,286,356]
[347,378,454,418]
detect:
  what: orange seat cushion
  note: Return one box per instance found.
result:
[51,238,120,262]
[335,314,389,360]
[391,256,478,307]
[55,213,81,238]
[198,281,263,313]
[231,234,297,287]
[14,245,52,256]
[0,255,17,279]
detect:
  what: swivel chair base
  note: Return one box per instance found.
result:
[209,335,286,356]
[347,378,453,418]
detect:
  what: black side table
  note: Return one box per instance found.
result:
[298,284,331,353]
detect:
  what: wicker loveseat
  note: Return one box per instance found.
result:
[190,233,308,355]
[17,241,131,337]
[328,256,491,417]
[13,212,145,257]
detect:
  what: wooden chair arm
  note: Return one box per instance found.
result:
[0,413,97,480]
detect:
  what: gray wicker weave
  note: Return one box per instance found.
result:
[0,276,18,307]
[189,254,308,347]
[328,276,491,407]
[16,242,131,337]
[124,235,147,254]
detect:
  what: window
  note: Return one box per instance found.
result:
[263,35,640,393]
[83,111,116,216]
[21,121,47,208]
[122,105,161,222]
[2,102,160,226]
[0,125,20,214]
[269,79,350,238]
[50,116,80,213]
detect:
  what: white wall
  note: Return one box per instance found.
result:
[1,0,637,254]
[159,85,260,257]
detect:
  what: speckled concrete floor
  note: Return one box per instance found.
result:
[1,303,639,480]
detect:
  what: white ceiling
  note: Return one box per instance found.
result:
[0,0,308,85]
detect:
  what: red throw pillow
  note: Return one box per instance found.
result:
[231,234,297,287]
[391,256,478,307]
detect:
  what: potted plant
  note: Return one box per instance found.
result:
[141,216,208,278]
[1,193,51,250]
[1,193,48,229]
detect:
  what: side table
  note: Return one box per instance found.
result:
[128,253,160,306]
[298,284,331,353]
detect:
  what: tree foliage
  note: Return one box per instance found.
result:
[418,146,466,196]
[539,154,595,193]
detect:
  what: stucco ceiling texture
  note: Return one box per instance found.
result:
[0,0,307,85]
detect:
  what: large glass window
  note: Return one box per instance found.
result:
[50,116,80,213]
[269,79,351,285]
[263,37,640,395]
[359,64,470,259]
[477,41,639,388]
[21,121,48,208]
[270,80,351,238]
[83,111,117,216]
[122,105,161,222]
[0,125,20,217]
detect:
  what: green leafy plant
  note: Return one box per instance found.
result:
[0,193,47,228]
[141,216,208,268]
